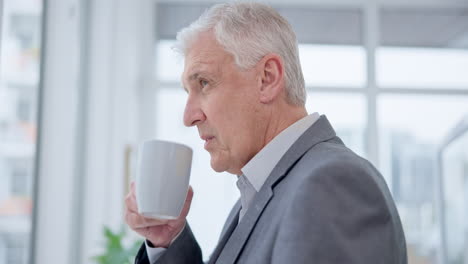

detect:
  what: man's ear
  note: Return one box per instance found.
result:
[257,54,285,104]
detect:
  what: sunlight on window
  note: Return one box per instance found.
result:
[299,44,367,88]
[378,95,468,264]
[378,48,468,89]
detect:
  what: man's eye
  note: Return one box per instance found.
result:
[200,79,209,87]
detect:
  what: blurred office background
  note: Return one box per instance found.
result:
[0,0,468,263]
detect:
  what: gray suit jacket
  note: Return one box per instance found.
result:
[135,116,407,264]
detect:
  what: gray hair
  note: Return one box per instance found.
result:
[174,2,306,106]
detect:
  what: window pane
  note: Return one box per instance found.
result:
[380,8,468,49]
[377,47,468,89]
[378,95,468,263]
[0,0,43,263]
[300,45,366,88]
[441,128,468,264]
[378,8,468,89]
[306,93,366,158]
[156,40,183,82]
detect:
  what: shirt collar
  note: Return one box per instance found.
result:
[240,112,320,191]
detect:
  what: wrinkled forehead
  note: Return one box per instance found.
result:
[181,52,215,82]
[181,36,234,82]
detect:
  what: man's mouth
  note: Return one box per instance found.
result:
[200,135,215,149]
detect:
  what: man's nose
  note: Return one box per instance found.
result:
[183,96,206,127]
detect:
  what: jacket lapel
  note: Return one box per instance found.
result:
[215,187,273,264]
[208,202,241,264]
[215,116,338,264]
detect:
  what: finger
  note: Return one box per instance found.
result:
[133,226,151,238]
[187,186,194,203]
[133,226,164,243]
[179,186,194,218]
[126,211,151,229]
[124,191,132,202]
[126,211,170,229]
[125,192,138,213]
[131,182,137,200]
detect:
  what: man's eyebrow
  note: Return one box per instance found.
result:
[182,68,213,92]
[181,72,200,93]
[188,72,200,81]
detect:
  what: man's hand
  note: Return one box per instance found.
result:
[125,181,194,248]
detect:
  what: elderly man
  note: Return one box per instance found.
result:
[125,2,407,264]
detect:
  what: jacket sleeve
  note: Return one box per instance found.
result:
[134,224,204,264]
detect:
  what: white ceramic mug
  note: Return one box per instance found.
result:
[135,139,193,220]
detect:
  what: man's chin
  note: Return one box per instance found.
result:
[210,159,242,175]
[210,159,226,173]
[209,155,233,173]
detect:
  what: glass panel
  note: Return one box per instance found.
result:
[306,93,366,157]
[0,0,43,263]
[156,40,183,82]
[441,124,468,264]
[377,47,468,89]
[378,8,468,89]
[300,45,366,88]
[380,8,468,49]
[155,88,239,259]
[378,95,468,264]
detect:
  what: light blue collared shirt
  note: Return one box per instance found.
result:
[236,113,320,221]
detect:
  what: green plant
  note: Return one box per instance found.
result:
[92,226,143,264]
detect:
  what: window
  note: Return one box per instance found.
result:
[305,93,366,157]
[0,0,43,263]
[301,44,366,88]
[378,8,468,90]
[10,160,30,196]
[4,234,28,264]
[378,7,468,263]
[377,48,468,89]
[378,95,468,262]
[441,122,468,264]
